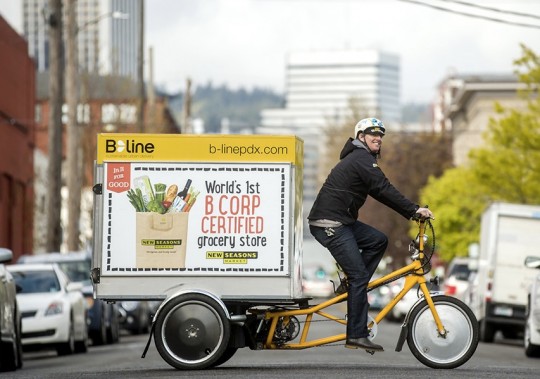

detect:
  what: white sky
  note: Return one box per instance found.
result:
[2,0,540,104]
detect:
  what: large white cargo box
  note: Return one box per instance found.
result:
[91,134,304,301]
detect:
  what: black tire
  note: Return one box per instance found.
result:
[479,318,496,343]
[107,307,121,344]
[0,340,17,372]
[91,311,107,346]
[0,308,22,372]
[154,293,230,370]
[15,313,23,369]
[524,317,540,357]
[407,295,479,369]
[75,323,89,353]
[57,321,75,356]
[210,347,238,367]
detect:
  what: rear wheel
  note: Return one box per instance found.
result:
[524,316,540,357]
[210,347,238,367]
[107,307,121,344]
[479,318,496,343]
[154,293,230,370]
[91,311,107,345]
[407,296,479,369]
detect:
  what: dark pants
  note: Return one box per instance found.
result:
[310,222,388,338]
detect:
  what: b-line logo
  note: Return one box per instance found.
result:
[105,139,155,154]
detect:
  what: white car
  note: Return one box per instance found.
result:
[302,265,335,299]
[386,282,421,322]
[443,257,473,303]
[524,256,540,357]
[7,263,88,355]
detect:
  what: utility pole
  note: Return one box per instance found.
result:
[136,0,145,133]
[46,0,64,252]
[66,0,81,251]
[183,78,192,134]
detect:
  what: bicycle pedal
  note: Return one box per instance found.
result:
[365,350,375,355]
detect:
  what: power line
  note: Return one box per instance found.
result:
[438,0,540,21]
[398,0,540,29]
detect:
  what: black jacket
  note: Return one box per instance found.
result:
[308,138,418,225]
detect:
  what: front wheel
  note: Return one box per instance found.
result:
[154,293,230,370]
[407,295,479,369]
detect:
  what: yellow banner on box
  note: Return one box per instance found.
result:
[96,133,303,167]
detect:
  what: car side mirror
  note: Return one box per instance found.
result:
[524,256,540,269]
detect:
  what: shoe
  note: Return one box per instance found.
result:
[345,337,384,351]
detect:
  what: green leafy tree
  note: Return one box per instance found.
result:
[418,44,540,263]
[418,167,488,262]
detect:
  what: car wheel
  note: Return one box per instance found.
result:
[92,312,108,346]
[15,313,23,369]
[75,323,89,353]
[107,307,121,344]
[57,321,75,356]
[0,336,18,372]
[524,317,540,357]
[479,318,495,343]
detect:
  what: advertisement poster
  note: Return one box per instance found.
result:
[101,162,291,276]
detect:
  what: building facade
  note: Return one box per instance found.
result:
[32,72,178,251]
[0,15,36,258]
[434,74,528,166]
[22,0,141,79]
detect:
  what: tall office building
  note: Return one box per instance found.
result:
[22,0,141,79]
[259,49,400,235]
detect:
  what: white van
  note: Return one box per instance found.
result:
[524,256,540,357]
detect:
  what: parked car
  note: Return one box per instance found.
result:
[17,252,120,345]
[368,285,391,311]
[0,248,23,372]
[118,301,151,334]
[524,256,540,357]
[302,265,335,298]
[386,281,421,323]
[443,257,474,302]
[7,263,88,355]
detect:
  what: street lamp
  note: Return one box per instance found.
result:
[65,3,129,251]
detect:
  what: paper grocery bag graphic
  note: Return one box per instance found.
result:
[135,212,188,269]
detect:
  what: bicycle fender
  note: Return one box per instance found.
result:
[395,324,408,352]
[394,291,444,352]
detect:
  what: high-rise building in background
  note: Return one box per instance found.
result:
[22,0,141,79]
[259,49,400,235]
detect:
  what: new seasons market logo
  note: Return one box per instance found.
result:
[105,139,155,154]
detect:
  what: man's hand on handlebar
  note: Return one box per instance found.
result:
[414,207,434,220]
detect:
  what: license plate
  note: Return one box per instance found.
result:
[494,306,513,317]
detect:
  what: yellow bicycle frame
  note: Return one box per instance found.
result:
[257,219,447,350]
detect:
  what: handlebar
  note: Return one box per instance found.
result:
[411,213,432,222]
[411,205,434,222]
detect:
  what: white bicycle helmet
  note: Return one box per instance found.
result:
[354,118,385,138]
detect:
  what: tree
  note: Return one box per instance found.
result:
[418,44,540,263]
[418,167,488,262]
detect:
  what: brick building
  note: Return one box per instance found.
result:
[33,72,179,250]
[0,15,36,258]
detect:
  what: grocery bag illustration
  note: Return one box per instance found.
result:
[135,212,188,268]
[128,175,198,269]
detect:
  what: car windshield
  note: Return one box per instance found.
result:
[449,263,471,281]
[11,270,61,293]
[55,261,90,285]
